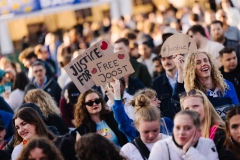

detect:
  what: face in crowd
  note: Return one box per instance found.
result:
[195,52,211,79]
[173,113,199,146]
[160,55,176,72]
[220,51,238,72]
[84,93,102,115]
[210,23,225,42]
[32,65,46,82]
[15,118,37,142]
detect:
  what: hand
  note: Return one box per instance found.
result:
[109,77,121,98]
[173,54,185,72]
[183,129,200,154]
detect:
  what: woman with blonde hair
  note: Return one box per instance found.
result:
[172,52,239,118]
[24,89,69,135]
[107,77,173,142]
[121,94,169,160]
[149,110,218,160]
[180,89,225,152]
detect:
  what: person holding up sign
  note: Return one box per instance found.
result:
[172,52,239,119]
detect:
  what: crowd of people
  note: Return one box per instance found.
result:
[0,0,240,159]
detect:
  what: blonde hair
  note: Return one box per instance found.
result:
[134,94,160,127]
[180,89,224,138]
[184,52,228,95]
[0,57,11,70]
[129,88,157,106]
[24,89,60,118]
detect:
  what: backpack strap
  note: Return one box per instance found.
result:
[131,137,150,160]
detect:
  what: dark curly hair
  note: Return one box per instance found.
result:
[75,133,127,160]
[17,137,64,160]
[74,89,110,127]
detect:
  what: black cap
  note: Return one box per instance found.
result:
[67,82,80,105]
[0,119,5,130]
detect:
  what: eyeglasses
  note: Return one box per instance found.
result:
[85,98,101,106]
[179,89,197,99]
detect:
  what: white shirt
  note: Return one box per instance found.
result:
[198,41,224,68]
[137,54,157,78]
[11,143,23,160]
[149,137,219,160]
[107,91,134,119]
[5,89,24,113]
[121,134,169,160]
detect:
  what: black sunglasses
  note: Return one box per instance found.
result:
[179,89,197,99]
[85,98,101,106]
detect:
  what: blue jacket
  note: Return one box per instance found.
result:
[0,110,13,141]
[112,100,173,141]
[172,80,239,105]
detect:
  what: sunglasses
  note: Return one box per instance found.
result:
[179,89,197,99]
[85,98,101,106]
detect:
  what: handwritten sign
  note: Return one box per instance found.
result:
[160,33,197,57]
[87,50,135,86]
[64,39,113,93]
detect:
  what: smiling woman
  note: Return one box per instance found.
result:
[11,107,56,160]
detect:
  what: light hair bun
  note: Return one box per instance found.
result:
[134,94,151,108]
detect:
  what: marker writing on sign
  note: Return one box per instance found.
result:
[98,65,128,83]
[163,43,191,54]
[69,48,102,85]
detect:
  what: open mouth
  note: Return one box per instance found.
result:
[201,66,209,72]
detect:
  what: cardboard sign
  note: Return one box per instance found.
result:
[160,33,197,57]
[64,39,113,93]
[87,50,135,86]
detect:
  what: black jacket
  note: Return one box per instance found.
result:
[46,114,69,135]
[24,77,62,105]
[213,128,226,153]
[152,73,180,120]
[75,111,128,147]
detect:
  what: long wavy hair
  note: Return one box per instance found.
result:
[13,107,55,146]
[17,137,64,160]
[184,52,228,95]
[180,89,224,138]
[75,133,126,160]
[224,107,240,159]
[74,89,110,127]
[24,89,60,118]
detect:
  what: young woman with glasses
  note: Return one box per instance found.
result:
[74,89,128,148]
[179,89,225,153]
[149,110,219,160]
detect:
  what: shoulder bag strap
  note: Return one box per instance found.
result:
[131,137,150,160]
[165,142,171,160]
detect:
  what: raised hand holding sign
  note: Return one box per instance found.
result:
[160,33,197,57]
[87,50,135,86]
